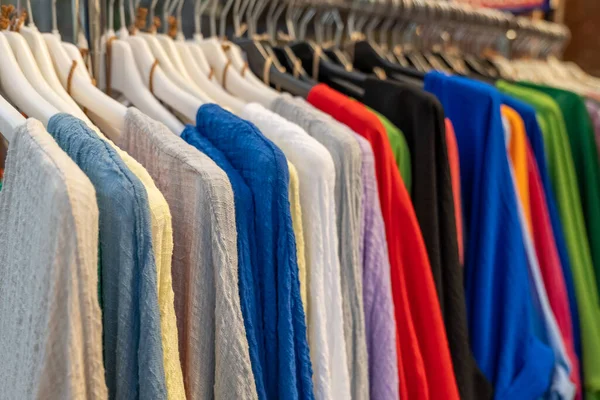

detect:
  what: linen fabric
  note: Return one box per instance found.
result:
[185,104,314,400]
[361,77,488,400]
[241,102,350,400]
[97,131,185,400]
[288,161,308,313]
[0,119,107,399]
[118,108,258,400]
[271,96,369,400]
[308,84,460,400]
[47,113,167,400]
[355,131,400,400]
[179,120,267,399]
[503,110,576,399]
[497,82,600,397]
[424,73,555,399]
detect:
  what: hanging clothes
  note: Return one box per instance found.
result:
[0,119,107,399]
[288,162,309,313]
[359,77,490,400]
[367,107,413,193]
[270,96,370,400]
[527,142,580,399]
[425,72,555,399]
[116,108,258,400]
[182,104,314,400]
[240,102,351,400]
[518,83,600,293]
[307,83,461,400]
[497,82,600,398]
[47,113,168,400]
[178,122,268,400]
[269,97,400,399]
[503,105,576,399]
[100,133,185,400]
[445,120,465,266]
[500,92,583,368]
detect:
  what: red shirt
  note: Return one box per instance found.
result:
[308,84,460,400]
[445,119,464,266]
[527,143,580,398]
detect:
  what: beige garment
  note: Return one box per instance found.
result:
[288,161,308,313]
[0,119,107,399]
[118,108,258,400]
[90,126,186,400]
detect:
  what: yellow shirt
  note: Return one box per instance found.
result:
[95,127,186,400]
[288,161,308,312]
[502,105,532,233]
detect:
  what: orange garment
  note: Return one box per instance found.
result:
[445,119,464,266]
[502,105,533,233]
[308,83,460,400]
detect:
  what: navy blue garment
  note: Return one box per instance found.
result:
[424,73,555,399]
[502,95,582,365]
[47,114,167,400]
[182,104,314,400]
[181,124,267,400]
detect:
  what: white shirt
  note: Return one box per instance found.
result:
[241,103,351,400]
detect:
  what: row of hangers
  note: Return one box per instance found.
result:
[0,0,574,147]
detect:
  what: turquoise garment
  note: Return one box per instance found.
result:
[181,124,266,400]
[424,73,555,400]
[182,104,314,400]
[47,114,167,400]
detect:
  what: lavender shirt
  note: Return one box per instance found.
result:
[353,133,400,400]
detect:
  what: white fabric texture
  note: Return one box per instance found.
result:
[119,108,258,400]
[271,95,370,400]
[241,103,351,400]
[0,119,107,399]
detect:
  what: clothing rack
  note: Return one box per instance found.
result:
[86,0,571,83]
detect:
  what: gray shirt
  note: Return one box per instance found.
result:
[119,108,258,400]
[0,119,107,399]
[272,95,369,400]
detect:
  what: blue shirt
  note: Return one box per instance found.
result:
[502,95,582,365]
[47,114,167,400]
[181,124,267,400]
[182,104,314,400]
[424,73,555,399]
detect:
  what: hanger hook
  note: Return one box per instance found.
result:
[220,0,234,38]
[194,0,209,36]
[298,6,315,41]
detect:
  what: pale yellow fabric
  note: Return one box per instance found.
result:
[92,127,186,400]
[288,161,308,313]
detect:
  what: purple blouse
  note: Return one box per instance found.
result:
[353,132,400,400]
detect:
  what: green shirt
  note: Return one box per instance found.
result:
[498,80,600,398]
[369,108,413,194]
[518,82,600,290]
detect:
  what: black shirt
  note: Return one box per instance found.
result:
[362,77,493,400]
